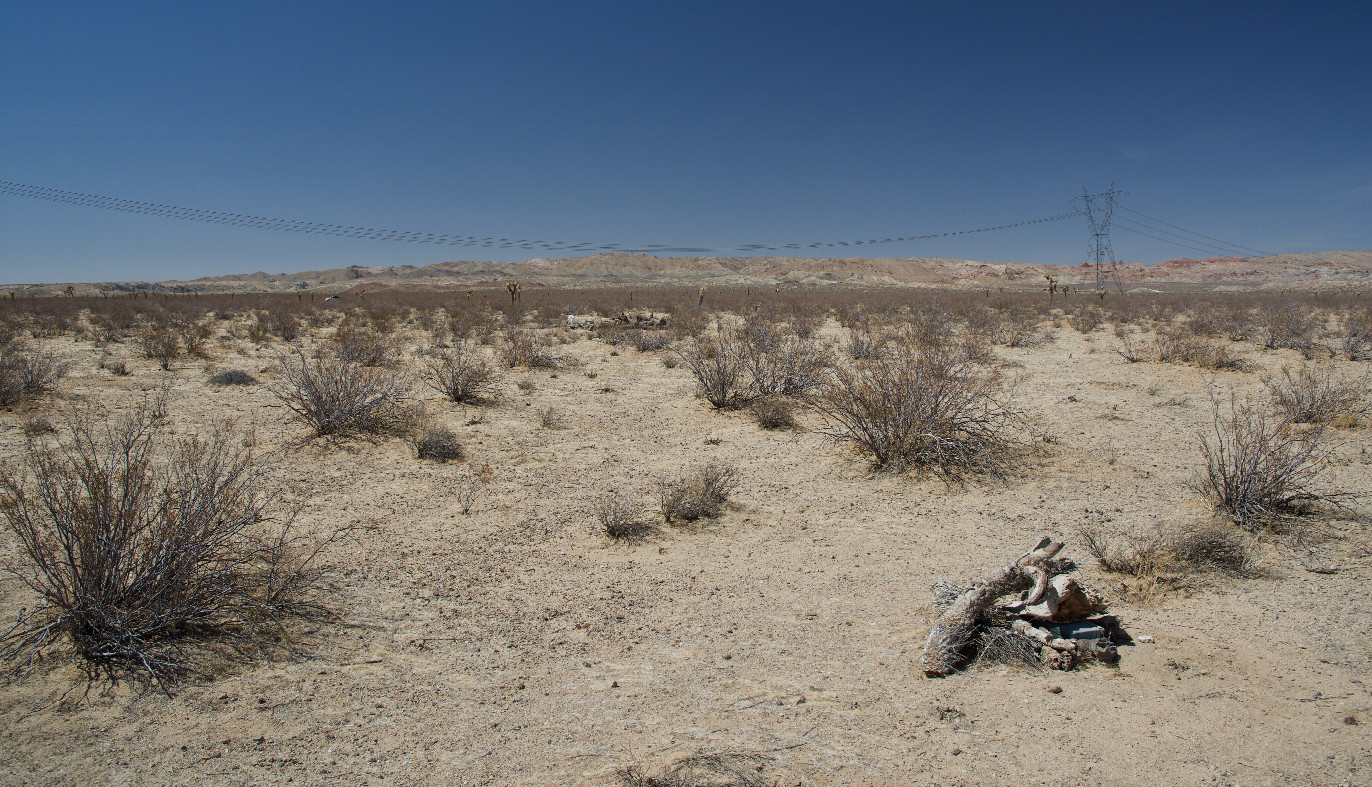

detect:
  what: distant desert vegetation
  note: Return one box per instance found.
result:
[1,278,1370,785]
[7,248,1372,296]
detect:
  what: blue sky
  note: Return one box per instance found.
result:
[2,1,1370,283]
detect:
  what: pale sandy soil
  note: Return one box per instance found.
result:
[1,315,1370,786]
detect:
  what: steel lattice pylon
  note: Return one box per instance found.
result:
[1071,185,1126,293]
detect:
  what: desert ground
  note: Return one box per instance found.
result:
[0,285,1370,787]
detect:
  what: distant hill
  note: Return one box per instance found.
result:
[8,250,1372,296]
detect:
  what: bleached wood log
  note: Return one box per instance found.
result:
[921,537,1065,677]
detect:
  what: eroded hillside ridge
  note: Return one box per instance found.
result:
[7,250,1372,296]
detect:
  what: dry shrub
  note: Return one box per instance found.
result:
[139,322,182,370]
[676,321,829,409]
[1167,520,1259,574]
[0,403,330,690]
[1257,302,1323,359]
[332,324,400,367]
[537,406,566,429]
[660,462,740,523]
[676,330,754,409]
[1195,393,1350,531]
[617,753,769,787]
[176,316,212,358]
[1338,308,1372,360]
[750,398,796,430]
[207,369,258,386]
[1079,520,1257,579]
[845,324,887,360]
[743,321,830,398]
[502,328,561,369]
[250,310,300,343]
[994,304,1044,347]
[1153,323,1245,370]
[423,339,501,404]
[20,417,56,438]
[1069,305,1105,334]
[440,463,492,515]
[808,338,1018,477]
[415,426,463,462]
[630,329,673,353]
[272,349,414,437]
[1113,326,1147,363]
[595,490,650,540]
[0,341,70,405]
[1266,364,1367,425]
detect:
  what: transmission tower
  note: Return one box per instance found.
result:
[1071,185,1126,293]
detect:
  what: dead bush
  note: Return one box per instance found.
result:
[415,425,463,462]
[537,406,566,429]
[1079,520,1257,578]
[1266,364,1367,425]
[100,355,130,376]
[438,463,492,515]
[0,342,70,405]
[994,304,1043,347]
[808,338,1019,477]
[175,315,211,358]
[676,322,829,409]
[423,339,502,404]
[595,490,650,540]
[1195,393,1350,531]
[0,403,330,690]
[1113,326,1147,363]
[139,322,182,370]
[1257,302,1323,359]
[743,322,830,398]
[272,349,414,437]
[332,324,400,367]
[207,369,258,386]
[501,328,561,369]
[20,417,56,438]
[1153,323,1245,370]
[1167,520,1259,575]
[630,329,673,353]
[1338,308,1372,360]
[660,462,740,523]
[845,324,887,360]
[1069,305,1105,334]
[616,752,770,787]
[676,330,754,409]
[249,310,300,344]
[750,398,796,430]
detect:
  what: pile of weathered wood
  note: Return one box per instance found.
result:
[921,537,1126,677]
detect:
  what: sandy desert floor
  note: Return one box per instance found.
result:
[1,309,1370,786]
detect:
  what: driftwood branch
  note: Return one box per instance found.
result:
[921,537,1064,677]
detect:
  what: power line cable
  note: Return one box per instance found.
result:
[1114,224,1238,257]
[1113,216,1255,258]
[1116,205,1270,256]
[0,179,1079,255]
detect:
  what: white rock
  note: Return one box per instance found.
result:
[1137,634,1155,644]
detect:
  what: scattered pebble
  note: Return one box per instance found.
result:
[1049,686,1063,694]
[1344,716,1358,725]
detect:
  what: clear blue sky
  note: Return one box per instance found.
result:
[2,1,1370,283]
